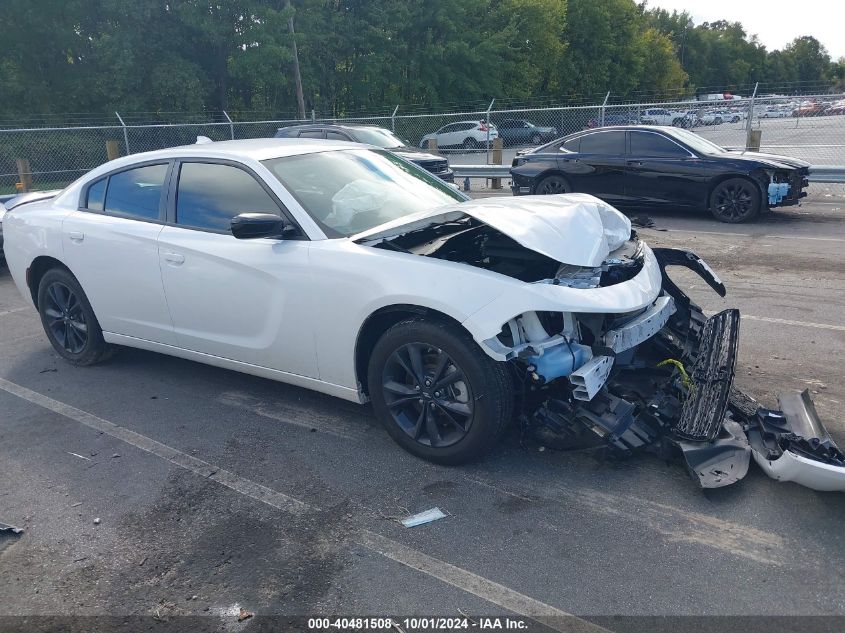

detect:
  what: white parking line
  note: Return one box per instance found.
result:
[743,315,845,332]
[0,376,604,632]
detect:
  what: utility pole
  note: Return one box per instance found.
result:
[286,0,306,120]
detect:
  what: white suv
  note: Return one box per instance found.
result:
[420,121,499,150]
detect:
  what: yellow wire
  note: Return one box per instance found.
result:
[657,358,694,393]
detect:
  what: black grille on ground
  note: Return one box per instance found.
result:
[672,309,740,442]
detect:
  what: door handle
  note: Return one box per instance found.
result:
[68,231,84,243]
[626,160,644,167]
[162,252,185,265]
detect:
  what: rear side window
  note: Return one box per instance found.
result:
[176,162,280,232]
[579,131,625,155]
[104,164,168,220]
[86,178,106,211]
[561,137,580,152]
[630,132,689,157]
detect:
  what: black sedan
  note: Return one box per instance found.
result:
[510,126,809,222]
[275,124,454,182]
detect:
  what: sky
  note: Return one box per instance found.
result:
[644,0,844,59]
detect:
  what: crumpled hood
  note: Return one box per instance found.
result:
[355,193,632,267]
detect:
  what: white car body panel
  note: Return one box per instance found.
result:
[62,210,176,345]
[157,226,319,376]
[752,449,845,492]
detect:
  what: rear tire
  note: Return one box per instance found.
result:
[462,137,478,150]
[531,133,542,144]
[367,318,513,465]
[37,267,114,365]
[709,178,761,223]
[534,174,571,195]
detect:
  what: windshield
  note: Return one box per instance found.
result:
[262,149,465,237]
[664,128,726,154]
[351,127,407,149]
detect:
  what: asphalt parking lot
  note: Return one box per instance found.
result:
[1,187,845,631]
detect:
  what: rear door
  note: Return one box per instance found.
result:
[156,159,317,376]
[624,130,707,208]
[562,130,628,206]
[61,162,177,345]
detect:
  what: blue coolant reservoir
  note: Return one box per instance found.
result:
[768,182,790,205]
[528,342,592,383]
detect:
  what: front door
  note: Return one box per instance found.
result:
[624,131,707,208]
[157,160,317,377]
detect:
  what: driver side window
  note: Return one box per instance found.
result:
[176,162,281,232]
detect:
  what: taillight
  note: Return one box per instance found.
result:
[478,123,488,131]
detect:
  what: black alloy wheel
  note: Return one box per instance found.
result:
[709,178,761,223]
[382,342,473,448]
[367,318,513,464]
[535,174,570,195]
[43,281,88,354]
[37,267,113,365]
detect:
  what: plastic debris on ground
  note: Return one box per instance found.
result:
[400,507,448,528]
[0,522,23,535]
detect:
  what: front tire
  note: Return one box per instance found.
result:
[709,178,761,223]
[37,267,113,365]
[534,174,571,195]
[368,318,513,465]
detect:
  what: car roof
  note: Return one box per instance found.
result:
[277,123,389,132]
[102,138,371,166]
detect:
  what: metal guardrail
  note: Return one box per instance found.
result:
[809,166,845,183]
[452,164,845,184]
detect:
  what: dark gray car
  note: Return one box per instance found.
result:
[274,124,454,182]
[495,119,558,147]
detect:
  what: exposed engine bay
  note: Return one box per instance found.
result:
[362,197,844,492]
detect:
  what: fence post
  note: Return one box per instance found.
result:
[16,159,32,192]
[745,82,758,151]
[600,92,610,127]
[491,137,503,190]
[485,98,495,162]
[311,109,315,122]
[391,105,399,132]
[426,138,438,153]
[106,140,121,161]
[223,110,235,139]
[115,111,130,154]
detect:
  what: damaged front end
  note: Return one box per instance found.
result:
[512,247,845,491]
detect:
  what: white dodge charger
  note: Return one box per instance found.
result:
[3,138,843,491]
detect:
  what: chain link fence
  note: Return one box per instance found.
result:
[2,92,844,194]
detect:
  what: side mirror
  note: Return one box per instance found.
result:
[231,213,294,240]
